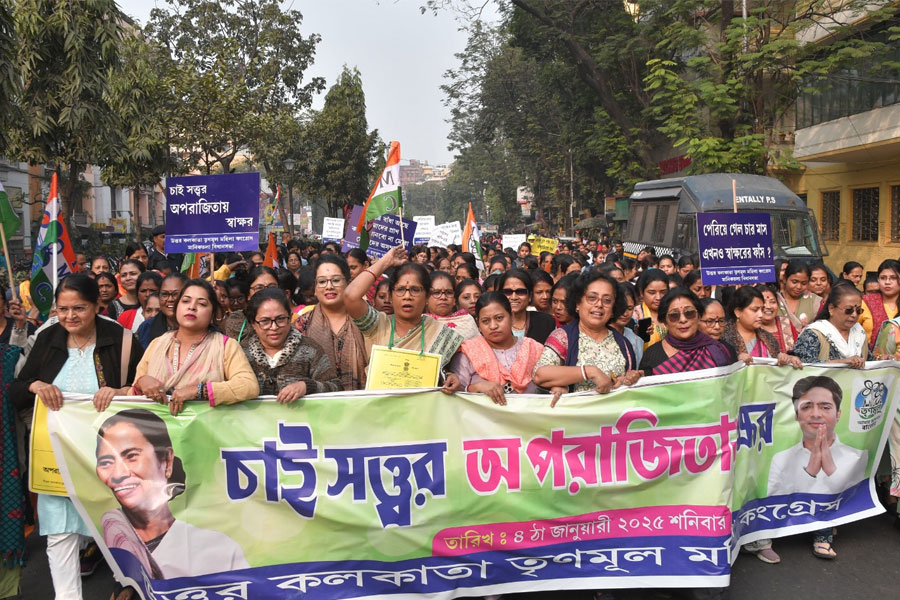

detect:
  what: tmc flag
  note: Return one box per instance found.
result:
[356,141,402,248]
[30,173,77,315]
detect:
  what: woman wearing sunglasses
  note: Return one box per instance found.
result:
[496,269,555,344]
[425,271,479,340]
[639,288,732,375]
[793,283,870,366]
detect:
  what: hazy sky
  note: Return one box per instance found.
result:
[117,0,489,166]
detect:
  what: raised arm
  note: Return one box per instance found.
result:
[343,246,407,319]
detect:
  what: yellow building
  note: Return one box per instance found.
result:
[789,10,900,275]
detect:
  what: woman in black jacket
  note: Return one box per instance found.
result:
[13,274,143,600]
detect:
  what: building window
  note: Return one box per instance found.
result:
[820,190,840,242]
[852,187,879,242]
[893,186,900,243]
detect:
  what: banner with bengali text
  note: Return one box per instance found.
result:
[46,362,896,599]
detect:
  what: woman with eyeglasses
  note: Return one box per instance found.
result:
[293,255,368,391]
[450,292,544,404]
[223,266,283,343]
[860,259,900,347]
[697,297,736,357]
[639,288,732,375]
[244,289,341,401]
[533,272,642,399]
[426,271,479,340]
[793,283,870,366]
[132,279,258,416]
[722,286,802,367]
[494,269,555,344]
[343,246,463,392]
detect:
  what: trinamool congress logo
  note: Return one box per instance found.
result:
[849,377,890,433]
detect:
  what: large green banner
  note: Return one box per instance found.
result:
[46,362,897,599]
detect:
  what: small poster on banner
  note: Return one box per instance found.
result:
[367,214,418,259]
[322,217,345,242]
[501,234,527,251]
[341,206,364,253]
[413,216,435,245]
[696,212,775,285]
[165,173,260,252]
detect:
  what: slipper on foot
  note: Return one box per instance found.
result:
[812,542,836,559]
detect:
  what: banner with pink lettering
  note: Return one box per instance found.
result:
[46,362,897,599]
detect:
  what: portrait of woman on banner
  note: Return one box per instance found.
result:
[95,408,249,579]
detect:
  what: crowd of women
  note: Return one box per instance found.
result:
[5,234,900,600]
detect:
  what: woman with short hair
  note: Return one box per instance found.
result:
[533,272,641,397]
[244,289,341,400]
[639,288,732,375]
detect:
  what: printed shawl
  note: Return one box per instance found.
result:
[460,336,544,393]
[651,332,731,376]
[0,344,24,567]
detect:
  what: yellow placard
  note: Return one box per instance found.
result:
[366,345,442,390]
[29,398,67,496]
[529,236,559,255]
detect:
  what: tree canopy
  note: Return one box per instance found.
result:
[430,0,900,231]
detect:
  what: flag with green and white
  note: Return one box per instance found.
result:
[0,181,21,242]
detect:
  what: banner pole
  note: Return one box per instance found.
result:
[0,227,16,300]
[208,252,214,280]
[398,197,406,249]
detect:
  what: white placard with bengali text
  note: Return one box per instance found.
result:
[322,217,345,242]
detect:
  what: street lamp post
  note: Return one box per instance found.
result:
[284,158,296,236]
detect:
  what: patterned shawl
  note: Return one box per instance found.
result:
[0,344,24,567]
[651,332,732,376]
[144,330,226,391]
[296,306,367,391]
